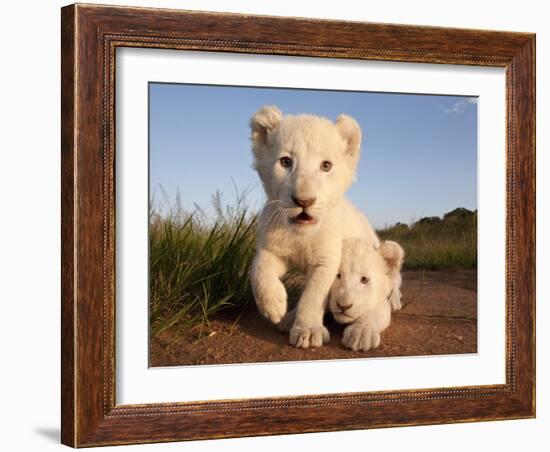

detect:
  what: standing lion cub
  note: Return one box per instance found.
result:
[249,105,394,349]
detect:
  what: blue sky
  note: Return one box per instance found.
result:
[149,83,477,229]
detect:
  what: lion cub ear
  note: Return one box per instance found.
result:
[250,105,283,149]
[379,240,405,276]
[335,114,362,162]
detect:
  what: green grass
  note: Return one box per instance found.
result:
[377,211,477,270]
[150,195,477,336]
[149,191,256,338]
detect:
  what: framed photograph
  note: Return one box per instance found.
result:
[61,3,535,447]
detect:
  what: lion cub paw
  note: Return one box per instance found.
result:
[289,325,330,349]
[342,320,381,351]
[258,301,286,325]
[388,289,403,312]
[257,284,287,325]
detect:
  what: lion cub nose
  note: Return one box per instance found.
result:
[336,301,353,312]
[292,195,316,208]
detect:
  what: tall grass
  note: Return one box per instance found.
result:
[149,190,256,338]
[377,212,477,270]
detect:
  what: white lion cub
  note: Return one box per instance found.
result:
[329,238,405,351]
[249,105,382,349]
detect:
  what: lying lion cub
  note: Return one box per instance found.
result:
[329,238,405,351]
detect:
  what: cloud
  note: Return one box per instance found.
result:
[444,100,466,114]
[443,97,477,114]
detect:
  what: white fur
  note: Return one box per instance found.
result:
[379,240,405,311]
[249,105,380,348]
[329,239,405,351]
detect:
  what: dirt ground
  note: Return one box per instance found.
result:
[150,270,477,367]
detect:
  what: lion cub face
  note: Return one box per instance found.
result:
[329,239,404,324]
[250,105,362,228]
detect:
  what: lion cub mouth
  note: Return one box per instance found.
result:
[289,211,317,225]
[332,311,356,323]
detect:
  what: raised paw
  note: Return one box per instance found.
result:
[258,300,286,325]
[388,289,403,312]
[256,283,287,324]
[289,325,330,349]
[342,320,381,351]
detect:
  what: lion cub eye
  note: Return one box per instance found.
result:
[336,273,341,279]
[321,160,333,172]
[360,276,370,284]
[279,156,292,168]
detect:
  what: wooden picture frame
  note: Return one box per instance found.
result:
[61,3,535,447]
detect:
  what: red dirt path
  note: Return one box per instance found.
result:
[150,270,477,367]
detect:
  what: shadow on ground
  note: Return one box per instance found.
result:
[34,427,60,443]
[150,270,477,366]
